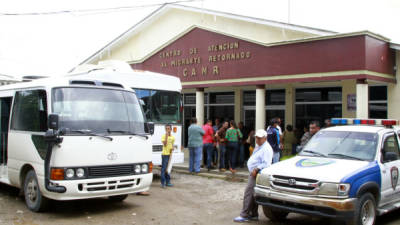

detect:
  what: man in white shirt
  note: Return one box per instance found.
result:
[234,129,273,223]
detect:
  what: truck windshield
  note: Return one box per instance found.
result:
[299,131,378,161]
[52,87,145,134]
[134,89,181,124]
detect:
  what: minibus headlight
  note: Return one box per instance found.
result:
[134,165,141,174]
[141,164,148,173]
[76,168,85,178]
[65,169,75,179]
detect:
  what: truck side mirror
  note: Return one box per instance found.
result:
[384,152,398,162]
[145,122,154,135]
[48,114,59,130]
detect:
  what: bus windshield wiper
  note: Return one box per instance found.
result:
[327,153,363,161]
[68,129,113,141]
[302,150,327,157]
[106,129,148,140]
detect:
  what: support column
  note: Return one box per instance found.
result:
[285,85,295,127]
[341,80,357,118]
[255,85,266,130]
[234,88,243,123]
[356,79,369,118]
[196,88,204,126]
[388,50,400,119]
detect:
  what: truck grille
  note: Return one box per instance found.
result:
[88,164,135,178]
[152,145,163,152]
[271,175,319,194]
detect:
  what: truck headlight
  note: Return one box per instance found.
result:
[256,173,271,187]
[318,183,350,196]
[338,183,351,196]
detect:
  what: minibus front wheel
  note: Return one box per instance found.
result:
[24,170,49,212]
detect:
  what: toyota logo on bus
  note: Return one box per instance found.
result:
[107,152,118,161]
[288,179,296,186]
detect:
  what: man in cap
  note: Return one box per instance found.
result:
[234,129,273,222]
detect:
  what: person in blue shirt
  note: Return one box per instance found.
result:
[187,117,205,174]
[267,118,281,164]
[234,129,273,223]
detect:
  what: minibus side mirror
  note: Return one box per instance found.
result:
[48,114,59,130]
[146,122,154,135]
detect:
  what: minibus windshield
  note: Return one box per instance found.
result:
[52,87,145,134]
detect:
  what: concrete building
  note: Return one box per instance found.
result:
[80,4,400,143]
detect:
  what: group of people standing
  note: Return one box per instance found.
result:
[187,117,246,174]
[187,116,329,175]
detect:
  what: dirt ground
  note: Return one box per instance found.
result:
[1,172,400,225]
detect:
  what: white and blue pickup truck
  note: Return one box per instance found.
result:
[255,119,400,225]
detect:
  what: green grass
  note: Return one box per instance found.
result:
[280,155,296,161]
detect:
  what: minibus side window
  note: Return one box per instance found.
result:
[11,90,47,132]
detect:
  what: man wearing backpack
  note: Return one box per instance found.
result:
[267,118,281,164]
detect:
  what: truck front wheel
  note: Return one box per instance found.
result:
[262,206,288,222]
[108,194,128,202]
[349,193,376,225]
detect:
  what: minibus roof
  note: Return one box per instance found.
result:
[0,69,181,93]
[69,69,182,92]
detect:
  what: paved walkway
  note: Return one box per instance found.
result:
[170,148,249,181]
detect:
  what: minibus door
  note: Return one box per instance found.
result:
[0,97,12,168]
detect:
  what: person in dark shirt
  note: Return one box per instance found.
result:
[215,121,229,171]
[298,120,321,151]
[266,118,280,164]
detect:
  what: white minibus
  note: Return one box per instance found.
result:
[0,72,154,212]
[119,72,183,166]
[72,62,184,167]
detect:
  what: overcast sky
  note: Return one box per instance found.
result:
[1,0,399,78]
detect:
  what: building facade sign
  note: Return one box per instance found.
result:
[131,27,394,88]
[157,39,252,78]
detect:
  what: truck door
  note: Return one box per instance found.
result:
[379,132,400,206]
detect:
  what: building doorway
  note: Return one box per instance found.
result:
[295,87,342,131]
[243,106,285,130]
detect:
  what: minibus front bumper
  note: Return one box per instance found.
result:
[41,173,153,200]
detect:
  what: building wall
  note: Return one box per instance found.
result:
[96,8,318,64]
[388,50,400,118]
[342,79,357,118]
[285,85,295,127]
[89,6,396,123]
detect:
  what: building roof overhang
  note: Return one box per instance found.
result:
[390,42,400,51]
[78,3,337,68]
